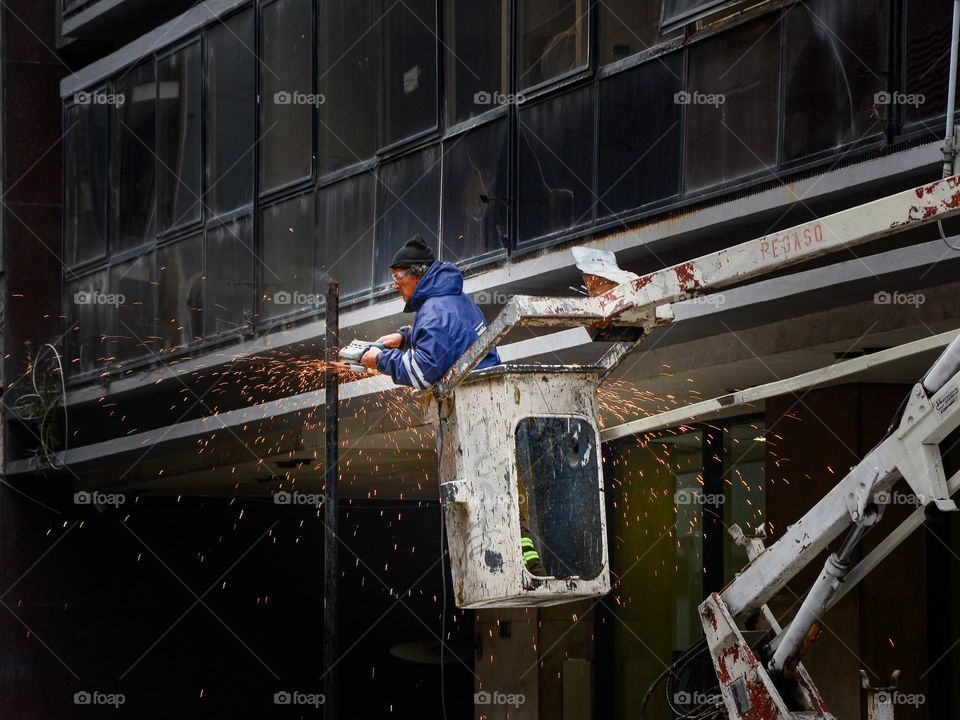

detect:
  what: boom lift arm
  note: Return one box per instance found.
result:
[695,336,960,720]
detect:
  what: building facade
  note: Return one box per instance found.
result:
[0,0,958,717]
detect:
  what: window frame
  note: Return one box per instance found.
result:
[515,0,594,99]
[110,56,158,257]
[62,93,111,272]
[514,80,599,251]
[203,5,258,225]
[440,115,511,270]
[203,211,256,341]
[256,189,319,329]
[156,38,206,240]
[258,0,317,201]
[376,0,443,157]
[61,0,929,384]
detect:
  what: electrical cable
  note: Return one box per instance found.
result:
[9,343,68,469]
[640,638,707,720]
[937,219,960,251]
[437,403,448,720]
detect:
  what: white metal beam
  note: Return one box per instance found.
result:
[601,330,960,441]
[435,176,960,398]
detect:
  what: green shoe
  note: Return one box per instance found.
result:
[521,536,547,576]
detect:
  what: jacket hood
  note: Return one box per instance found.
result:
[406,261,463,312]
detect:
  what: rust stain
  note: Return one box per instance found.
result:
[715,647,733,685]
[675,262,702,292]
[745,678,781,719]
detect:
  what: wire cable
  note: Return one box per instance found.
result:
[937,218,960,251]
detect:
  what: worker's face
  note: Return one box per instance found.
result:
[391,268,419,302]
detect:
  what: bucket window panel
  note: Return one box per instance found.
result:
[515,416,603,580]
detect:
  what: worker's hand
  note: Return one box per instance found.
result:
[375,333,403,348]
[360,347,382,370]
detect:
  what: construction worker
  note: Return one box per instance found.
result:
[360,234,499,387]
[361,235,546,576]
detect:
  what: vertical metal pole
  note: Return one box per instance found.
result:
[943,0,960,177]
[323,282,339,719]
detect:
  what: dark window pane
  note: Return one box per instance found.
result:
[662,0,742,27]
[318,0,379,174]
[158,43,202,231]
[317,173,375,298]
[207,10,256,215]
[111,60,156,252]
[783,0,887,162]
[601,0,678,63]
[383,0,438,146]
[444,0,508,125]
[905,0,954,127]
[158,235,203,351]
[441,119,509,263]
[261,193,316,319]
[518,86,595,242]
[112,253,157,361]
[515,416,603,580]
[375,147,440,287]
[262,0,313,191]
[64,101,108,266]
[519,0,588,90]
[205,216,254,337]
[599,53,683,217]
[66,270,111,376]
[684,16,780,193]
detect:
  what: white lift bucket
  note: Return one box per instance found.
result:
[434,365,610,608]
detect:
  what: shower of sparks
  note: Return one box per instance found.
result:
[31,311,833,704]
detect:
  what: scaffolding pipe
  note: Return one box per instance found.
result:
[323,282,340,720]
[943,0,960,177]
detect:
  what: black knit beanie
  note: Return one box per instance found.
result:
[390,235,436,268]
